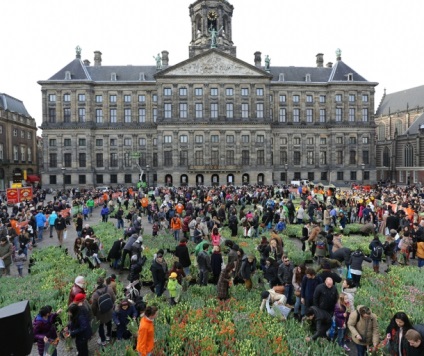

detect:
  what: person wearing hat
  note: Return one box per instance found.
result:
[73,293,93,323]
[68,276,86,305]
[112,299,137,340]
[239,253,257,290]
[167,272,180,305]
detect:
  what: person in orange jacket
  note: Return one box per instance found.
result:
[170,214,183,241]
[136,306,158,356]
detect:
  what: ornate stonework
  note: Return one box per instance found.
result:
[166,53,261,76]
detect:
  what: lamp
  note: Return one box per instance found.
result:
[284,163,288,185]
[61,167,66,192]
[146,164,150,188]
[361,163,365,185]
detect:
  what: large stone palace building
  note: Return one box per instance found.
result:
[39,0,378,188]
[375,85,424,185]
[0,94,38,190]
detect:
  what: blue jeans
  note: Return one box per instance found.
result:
[337,327,346,346]
[88,206,93,216]
[49,225,54,237]
[117,219,124,229]
[418,258,424,268]
[183,266,191,276]
[173,230,180,241]
[356,344,368,356]
[113,258,121,269]
[284,284,294,305]
[37,226,44,240]
[155,282,165,297]
[294,296,305,316]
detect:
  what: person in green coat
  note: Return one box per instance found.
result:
[86,198,95,217]
[167,272,180,305]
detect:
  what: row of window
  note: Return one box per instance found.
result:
[284,136,370,145]
[51,173,156,186]
[48,92,370,103]
[48,107,158,123]
[11,128,32,140]
[49,149,369,169]
[278,108,369,123]
[288,171,370,183]
[49,134,370,148]
[49,94,157,103]
[48,105,369,123]
[0,144,32,162]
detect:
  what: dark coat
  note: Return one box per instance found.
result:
[107,239,124,260]
[68,308,92,341]
[150,259,167,286]
[197,250,212,272]
[332,247,352,265]
[91,285,116,324]
[123,234,138,252]
[211,252,223,277]
[349,250,372,271]
[309,306,333,340]
[317,270,342,284]
[334,303,347,328]
[278,261,294,285]
[264,263,279,287]
[175,243,191,268]
[239,255,256,280]
[313,283,338,314]
[301,275,322,301]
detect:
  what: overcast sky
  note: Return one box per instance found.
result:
[2,0,424,129]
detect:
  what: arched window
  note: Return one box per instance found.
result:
[383,147,390,167]
[227,174,234,184]
[395,120,403,136]
[211,174,219,186]
[196,174,204,185]
[257,173,264,185]
[404,144,414,167]
[165,174,173,187]
[180,175,188,186]
[242,174,249,185]
[378,124,386,140]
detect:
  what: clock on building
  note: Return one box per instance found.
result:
[207,10,218,20]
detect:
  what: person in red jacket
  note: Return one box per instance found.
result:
[136,306,158,356]
[68,276,86,305]
[170,214,182,241]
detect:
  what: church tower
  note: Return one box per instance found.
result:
[188,0,236,58]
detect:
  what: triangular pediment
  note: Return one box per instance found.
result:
[159,50,271,77]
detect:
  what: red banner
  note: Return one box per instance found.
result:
[7,187,33,205]
[6,189,19,204]
[19,187,33,202]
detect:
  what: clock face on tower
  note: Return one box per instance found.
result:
[207,10,218,20]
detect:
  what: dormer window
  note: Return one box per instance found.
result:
[65,71,71,80]
[279,73,285,81]
[347,73,353,81]
[305,74,311,82]
[139,72,145,81]
[111,73,117,81]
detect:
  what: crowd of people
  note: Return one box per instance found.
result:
[2,182,424,355]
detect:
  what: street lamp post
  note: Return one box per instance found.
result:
[284,163,288,185]
[146,165,150,189]
[361,163,365,185]
[61,167,65,193]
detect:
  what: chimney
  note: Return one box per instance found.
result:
[316,53,324,68]
[326,62,333,68]
[254,51,262,68]
[94,51,102,66]
[83,59,90,66]
[335,48,342,61]
[161,50,169,66]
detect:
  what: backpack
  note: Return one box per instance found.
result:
[316,239,326,249]
[97,287,113,314]
[371,245,383,260]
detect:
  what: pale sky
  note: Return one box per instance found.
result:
[2,0,424,129]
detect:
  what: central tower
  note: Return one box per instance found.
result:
[188,0,236,58]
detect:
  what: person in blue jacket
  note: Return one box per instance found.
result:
[112,299,137,340]
[64,303,92,356]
